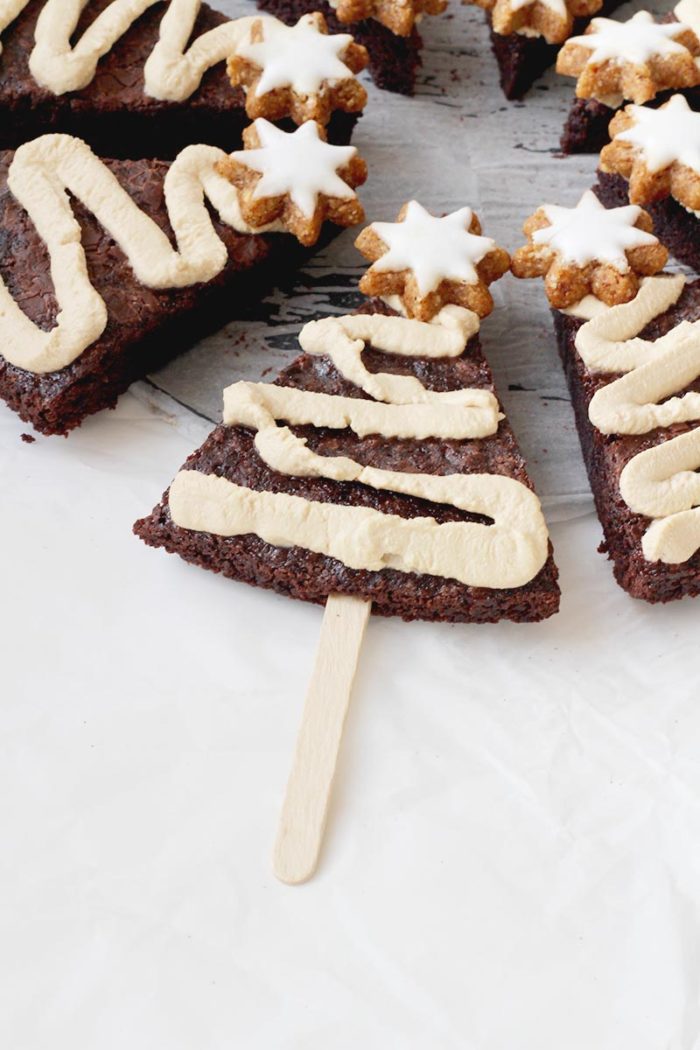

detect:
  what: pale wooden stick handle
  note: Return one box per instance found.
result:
[273,593,371,885]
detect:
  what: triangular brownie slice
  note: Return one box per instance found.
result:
[135,203,559,622]
[0,120,367,435]
[0,0,366,156]
[512,192,700,601]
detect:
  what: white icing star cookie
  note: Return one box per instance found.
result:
[601,95,700,210]
[217,119,367,245]
[512,191,667,308]
[558,14,700,104]
[616,94,700,174]
[228,14,368,125]
[356,201,510,320]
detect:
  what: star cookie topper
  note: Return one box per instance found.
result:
[511,190,668,309]
[228,14,368,126]
[467,0,600,47]
[356,200,511,321]
[217,119,367,246]
[557,11,700,105]
[332,0,446,38]
[601,94,700,211]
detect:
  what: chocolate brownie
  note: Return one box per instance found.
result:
[0,0,358,157]
[255,0,421,94]
[595,170,700,273]
[553,284,700,602]
[135,300,560,623]
[0,150,331,436]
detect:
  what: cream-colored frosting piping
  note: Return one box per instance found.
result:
[223,381,500,442]
[574,275,700,564]
[298,306,483,404]
[0,134,279,375]
[0,0,360,102]
[169,310,550,590]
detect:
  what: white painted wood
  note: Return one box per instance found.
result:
[273,594,371,885]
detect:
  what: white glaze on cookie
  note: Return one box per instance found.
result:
[567,12,693,66]
[534,190,658,271]
[236,14,357,96]
[364,201,498,296]
[230,119,359,218]
[616,94,700,175]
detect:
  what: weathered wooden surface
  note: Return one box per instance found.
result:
[146,0,662,519]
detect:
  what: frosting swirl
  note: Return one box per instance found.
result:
[169,310,551,590]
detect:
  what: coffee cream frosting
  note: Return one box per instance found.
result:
[573,274,700,563]
[0,0,359,102]
[0,133,282,375]
[168,309,550,590]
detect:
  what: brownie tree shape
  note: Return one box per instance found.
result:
[0,0,366,157]
[0,121,367,435]
[513,193,700,601]
[135,204,559,623]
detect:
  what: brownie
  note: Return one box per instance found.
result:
[135,300,560,623]
[595,170,700,273]
[255,0,422,94]
[0,150,332,435]
[0,0,358,157]
[488,0,625,101]
[553,283,700,602]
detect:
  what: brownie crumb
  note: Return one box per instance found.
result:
[20,433,35,443]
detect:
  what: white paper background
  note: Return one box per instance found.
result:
[3,0,700,1046]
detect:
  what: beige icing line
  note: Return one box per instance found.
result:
[298,306,485,405]
[574,275,700,564]
[0,133,275,375]
[169,311,550,589]
[0,0,346,102]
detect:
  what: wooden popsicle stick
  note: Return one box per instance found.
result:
[273,593,371,885]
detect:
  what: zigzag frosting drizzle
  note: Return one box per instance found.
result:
[0,133,280,374]
[0,0,356,102]
[574,274,700,563]
[169,309,551,590]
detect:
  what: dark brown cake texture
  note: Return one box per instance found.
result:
[135,299,560,623]
[553,282,700,602]
[0,126,367,436]
[0,0,361,157]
